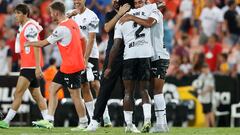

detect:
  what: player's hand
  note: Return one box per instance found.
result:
[84,57,89,68]
[24,42,31,47]
[118,3,131,16]
[119,14,133,24]
[35,67,43,79]
[104,68,111,79]
[157,1,166,9]
[66,9,79,18]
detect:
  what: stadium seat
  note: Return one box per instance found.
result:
[230,102,240,127]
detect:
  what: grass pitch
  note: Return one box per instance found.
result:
[0,127,240,135]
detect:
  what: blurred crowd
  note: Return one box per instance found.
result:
[0,0,240,78]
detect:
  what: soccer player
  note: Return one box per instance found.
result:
[84,0,131,132]
[0,4,48,129]
[66,0,112,130]
[119,0,170,133]
[105,1,155,133]
[25,1,87,129]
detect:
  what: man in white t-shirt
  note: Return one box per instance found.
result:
[179,0,193,32]
[119,0,170,133]
[0,39,12,75]
[67,0,112,130]
[105,1,155,133]
[199,0,223,45]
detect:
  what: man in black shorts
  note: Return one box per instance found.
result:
[0,4,47,129]
[25,1,87,129]
[84,0,131,132]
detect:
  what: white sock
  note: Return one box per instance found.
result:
[45,114,54,122]
[85,100,95,121]
[79,115,88,124]
[41,109,48,120]
[142,103,151,124]
[103,106,110,119]
[154,94,167,125]
[3,109,16,124]
[123,111,133,125]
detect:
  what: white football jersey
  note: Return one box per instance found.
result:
[70,8,100,58]
[114,6,153,60]
[145,4,170,60]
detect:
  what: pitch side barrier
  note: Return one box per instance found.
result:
[0,74,239,127]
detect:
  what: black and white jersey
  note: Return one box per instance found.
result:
[69,8,100,58]
[114,6,154,60]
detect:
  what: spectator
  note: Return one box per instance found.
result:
[199,0,223,45]
[195,63,215,127]
[174,33,190,59]
[5,28,19,72]
[224,0,240,46]
[204,34,223,72]
[163,9,174,53]
[179,0,193,33]
[0,39,12,75]
[218,53,230,75]
[192,52,205,74]
[192,0,205,28]
[221,0,240,15]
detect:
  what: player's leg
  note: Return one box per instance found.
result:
[150,59,170,133]
[209,111,215,127]
[28,78,48,121]
[66,71,88,131]
[89,58,111,127]
[69,88,88,131]
[122,59,140,133]
[0,69,31,128]
[138,58,152,133]
[81,72,94,123]
[0,76,30,128]
[84,60,124,132]
[32,71,63,129]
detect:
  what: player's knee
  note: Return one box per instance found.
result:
[91,81,100,90]
[13,90,24,99]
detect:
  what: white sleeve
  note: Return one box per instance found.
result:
[24,24,39,42]
[46,26,65,44]
[149,10,161,23]
[114,22,123,39]
[88,13,99,33]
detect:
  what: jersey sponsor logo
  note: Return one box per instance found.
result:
[26,28,37,38]
[52,31,58,37]
[80,25,87,30]
[128,40,148,48]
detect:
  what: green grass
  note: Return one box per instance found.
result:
[0,127,240,135]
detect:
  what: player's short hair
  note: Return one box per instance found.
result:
[14,4,30,17]
[118,0,135,9]
[49,1,65,14]
[228,0,235,6]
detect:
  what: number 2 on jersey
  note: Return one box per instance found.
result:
[133,22,145,39]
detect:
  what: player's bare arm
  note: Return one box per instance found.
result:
[104,3,130,32]
[119,14,156,28]
[33,47,43,78]
[84,32,95,65]
[25,39,50,48]
[104,38,122,78]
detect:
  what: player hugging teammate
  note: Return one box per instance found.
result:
[0,0,170,134]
